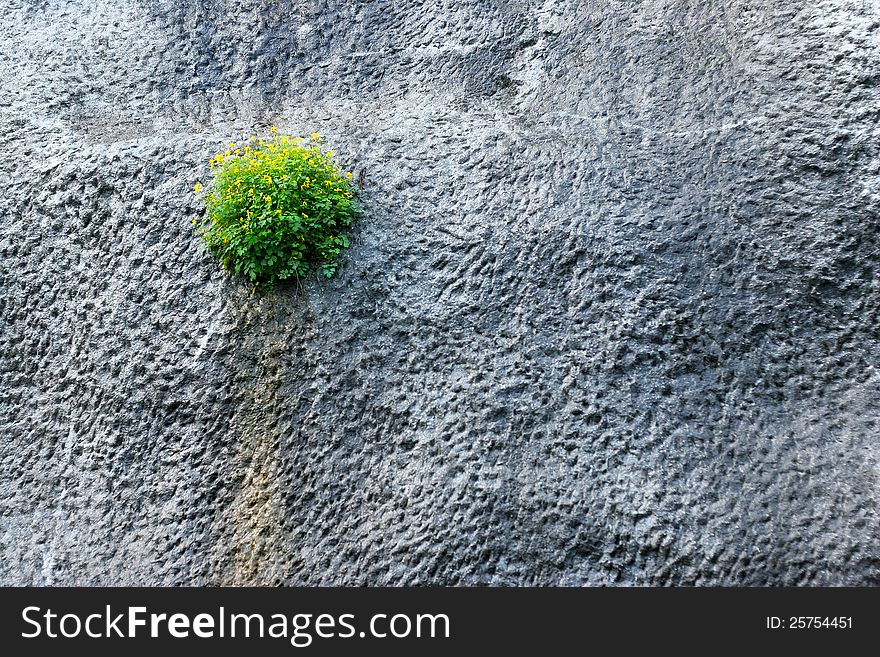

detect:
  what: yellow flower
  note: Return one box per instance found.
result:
[311,132,320,141]
[346,171,353,179]
[194,182,202,193]
[326,150,334,157]
[270,125,278,133]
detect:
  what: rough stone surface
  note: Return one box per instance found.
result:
[1,0,879,585]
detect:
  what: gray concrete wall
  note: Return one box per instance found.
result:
[1,0,878,584]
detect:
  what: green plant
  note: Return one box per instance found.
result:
[194,129,357,287]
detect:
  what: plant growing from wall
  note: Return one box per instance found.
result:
[194,129,357,287]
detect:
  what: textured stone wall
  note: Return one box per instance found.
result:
[1,0,878,585]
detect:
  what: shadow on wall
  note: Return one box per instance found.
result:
[142,0,533,115]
